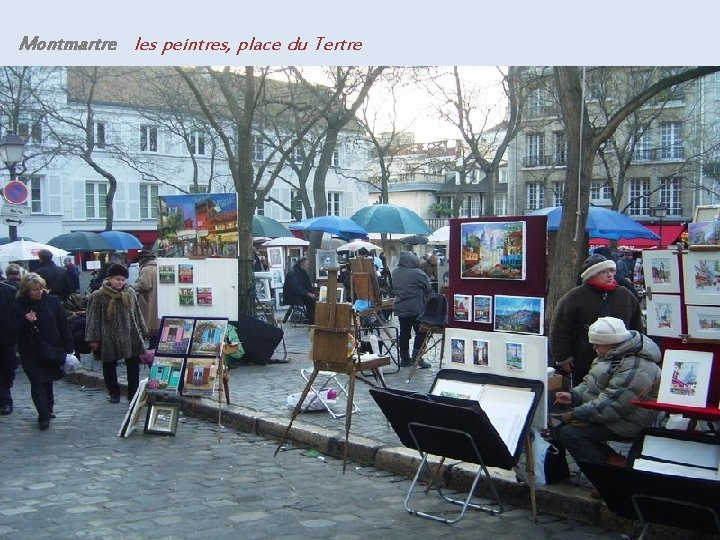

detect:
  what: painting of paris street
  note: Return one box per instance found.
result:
[460,221,526,280]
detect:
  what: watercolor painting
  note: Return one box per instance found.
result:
[505,342,524,371]
[494,295,544,335]
[472,339,489,367]
[473,295,492,324]
[460,221,525,280]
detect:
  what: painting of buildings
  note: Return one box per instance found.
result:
[460,221,526,279]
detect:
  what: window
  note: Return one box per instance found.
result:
[525,133,545,167]
[527,88,556,118]
[290,189,303,220]
[17,120,42,144]
[659,177,683,216]
[633,131,652,162]
[327,192,341,216]
[331,144,341,168]
[29,176,41,213]
[140,125,158,152]
[186,184,208,194]
[255,198,266,216]
[494,194,507,216]
[140,184,158,219]
[590,181,612,203]
[94,122,106,149]
[552,182,564,207]
[190,131,205,156]
[290,145,304,164]
[459,195,479,217]
[526,183,545,210]
[85,182,108,219]
[660,122,683,160]
[252,134,264,161]
[499,168,508,184]
[554,131,567,166]
[628,178,650,216]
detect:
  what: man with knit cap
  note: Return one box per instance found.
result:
[553,316,661,465]
[550,253,643,384]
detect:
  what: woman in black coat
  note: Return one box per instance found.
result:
[11,273,73,429]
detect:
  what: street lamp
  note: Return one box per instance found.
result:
[652,202,668,249]
[0,132,27,242]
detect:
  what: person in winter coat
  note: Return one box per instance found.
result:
[550,253,643,385]
[283,257,316,324]
[35,249,71,302]
[133,250,159,341]
[0,281,18,415]
[11,273,73,429]
[85,263,147,403]
[391,251,432,368]
[554,317,661,465]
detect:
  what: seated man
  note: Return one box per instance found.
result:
[554,316,661,466]
[283,257,317,324]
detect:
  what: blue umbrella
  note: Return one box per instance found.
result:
[48,231,114,252]
[289,216,367,239]
[252,216,293,238]
[351,204,431,235]
[99,231,143,250]
[528,206,660,240]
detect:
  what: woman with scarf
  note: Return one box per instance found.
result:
[550,254,643,385]
[85,263,147,403]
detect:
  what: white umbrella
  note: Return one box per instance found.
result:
[0,240,69,261]
[262,237,309,247]
[427,226,450,243]
[336,240,379,252]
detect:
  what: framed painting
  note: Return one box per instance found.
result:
[315,250,338,279]
[158,264,176,284]
[450,337,466,364]
[147,357,185,392]
[494,295,544,335]
[657,349,713,408]
[144,402,180,436]
[189,318,228,357]
[642,250,680,294]
[645,294,683,338]
[686,305,720,340]
[688,221,719,247]
[195,287,213,306]
[267,247,284,268]
[505,342,525,371]
[472,339,490,367]
[156,317,195,356]
[453,294,472,322]
[182,357,220,397]
[682,251,720,305]
[472,295,492,324]
[253,272,272,302]
[460,221,526,280]
[269,267,285,289]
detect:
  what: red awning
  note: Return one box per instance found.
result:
[128,230,158,248]
[590,224,685,250]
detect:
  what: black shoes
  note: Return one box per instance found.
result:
[49,412,56,419]
[38,420,50,430]
[108,394,120,403]
[417,360,432,369]
[0,404,12,415]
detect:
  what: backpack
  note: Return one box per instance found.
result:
[419,293,448,327]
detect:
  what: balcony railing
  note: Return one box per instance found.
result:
[632,146,685,163]
[522,154,567,168]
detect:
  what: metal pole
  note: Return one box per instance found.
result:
[7,162,17,242]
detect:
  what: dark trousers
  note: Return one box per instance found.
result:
[398,315,428,358]
[554,422,627,464]
[103,356,140,400]
[30,380,54,423]
[0,344,16,407]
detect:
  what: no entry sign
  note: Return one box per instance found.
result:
[3,180,28,204]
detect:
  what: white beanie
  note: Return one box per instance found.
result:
[580,256,616,282]
[588,317,631,345]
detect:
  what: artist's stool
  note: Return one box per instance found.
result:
[299,367,360,418]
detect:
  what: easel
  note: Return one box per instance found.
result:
[274,268,389,471]
[406,324,446,383]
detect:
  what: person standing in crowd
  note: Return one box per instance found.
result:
[419,252,439,292]
[550,253,643,385]
[11,273,73,429]
[133,250,159,343]
[284,257,317,324]
[63,258,81,294]
[35,249,71,302]
[590,247,640,300]
[392,251,432,368]
[0,281,18,415]
[3,263,23,288]
[554,317,661,466]
[85,263,147,403]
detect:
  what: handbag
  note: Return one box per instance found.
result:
[38,340,67,367]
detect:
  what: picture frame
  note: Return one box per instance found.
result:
[253,272,272,302]
[266,246,284,268]
[682,251,720,305]
[318,286,345,303]
[158,264,176,284]
[156,317,195,357]
[642,250,680,294]
[147,357,185,392]
[453,294,472,322]
[688,221,719,247]
[460,220,526,280]
[143,402,180,436]
[189,318,228,357]
[315,249,338,279]
[119,378,149,438]
[657,349,713,408]
[472,339,490,367]
[269,267,285,289]
[450,337,466,364]
[472,295,492,324]
[182,357,220,397]
[686,305,720,340]
[505,342,525,371]
[493,295,544,335]
[274,288,284,310]
[645,293,683,338]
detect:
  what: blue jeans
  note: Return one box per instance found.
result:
[554,422,627,464]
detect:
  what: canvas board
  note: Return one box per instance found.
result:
[682,251,720,305]
[645,294,683,338]
[686,305,720,341]
[642,250,680,294]
[657,349,713,408]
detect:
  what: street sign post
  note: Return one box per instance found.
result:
[2,180,28,205]
[0,204,30,218]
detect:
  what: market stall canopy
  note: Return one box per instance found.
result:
[336,240,379,252]
[289,216,367,239]
[427,225,450,244]
[590,224,685,250]
[351,204,431,235]
[252,215,293,238]
[527,206,660,240]
[99,231,143,251]
[47,231,114,252]
[262,237,310,247]
[0,239,69,261]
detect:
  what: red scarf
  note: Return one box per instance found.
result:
[587,279,618,292]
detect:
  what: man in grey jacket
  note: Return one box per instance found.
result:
[391,251,432,368]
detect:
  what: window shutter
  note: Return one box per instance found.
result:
[127,180,140,220]
[72,180,85,220]
[343,191,353,218]
[114,181,127,220]
[47,175,62,214]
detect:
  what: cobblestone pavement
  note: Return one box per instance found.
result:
[0,370,629,540]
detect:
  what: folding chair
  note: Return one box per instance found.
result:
[300,367,359,418]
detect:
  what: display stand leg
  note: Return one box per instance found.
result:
[341,370,357,473]
[523,435,537,521]
[424,456,446,494]
[274,367,320,457]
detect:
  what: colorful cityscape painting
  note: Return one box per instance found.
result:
[460,221,525,280]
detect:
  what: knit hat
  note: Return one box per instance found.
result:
[580,254,616,282]
[588,316,631,345]
[105,263,129,279]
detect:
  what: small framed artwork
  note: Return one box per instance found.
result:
[183,358,220,397]
[158,265,176,284]
[453,294,472,322]
[472,339,490,367]
[505,342,525,371]
[315,250,338,279]
[645,294,683,338]
[189,318,228,357]
[460,220,526,280]
[686,305,720,340]
[178,287,194,306]
[178,263,194,284]
[688,220,719,247]
[657,349,713,408]
[473,295,492,324]
[267,247,284,268]
[253,272,272,302]
[450,338,466,364]
[196,287,213,306]
[156,317,195,356]
[274,289,284,310]
[147,357,185,392]
[269,267,285,289]
[144,402,180,436]
[494,295,544,335]
[642,250,680,294]
[682,251,720,305]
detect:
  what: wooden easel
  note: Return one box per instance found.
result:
[274,268,389,471]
